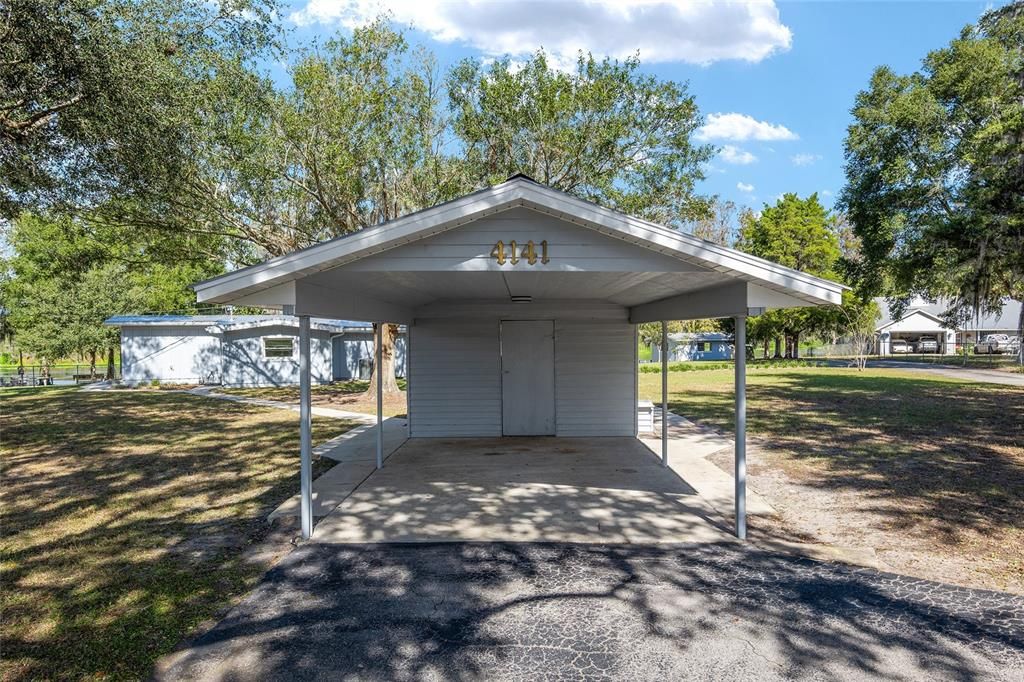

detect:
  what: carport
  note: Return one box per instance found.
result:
[194,176,843,541]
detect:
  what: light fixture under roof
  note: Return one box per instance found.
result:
[510,295,532,304]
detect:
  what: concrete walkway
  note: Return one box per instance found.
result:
[640,409,774,519]
[186,386,380,423]
[182,386,411,521]
[268,417,409,520]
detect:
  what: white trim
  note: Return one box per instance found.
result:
[262,335,296,360]
[875,309,948,332]
[194,177,845,307]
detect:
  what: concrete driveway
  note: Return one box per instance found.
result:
[157,542,1024,680]
[313,437,732,544]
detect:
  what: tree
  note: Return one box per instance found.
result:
[684,196,748,246]
[449,52,715,227]
[0,0,279,221]
[841,4,1024,356]
[3,213,218,376]
[736,193,843,358]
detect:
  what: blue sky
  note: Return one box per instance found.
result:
[275,1,998,214]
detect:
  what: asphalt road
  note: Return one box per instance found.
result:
[826,358,1024,387]
[158,542,1024,681]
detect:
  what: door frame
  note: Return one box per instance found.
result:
[499,319,557,436]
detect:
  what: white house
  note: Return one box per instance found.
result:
[105,315,406,387]
[191,176,845,539]
[873,298,1022,354]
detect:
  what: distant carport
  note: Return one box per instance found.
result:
[193,176,845,541]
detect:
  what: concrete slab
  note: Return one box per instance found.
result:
[314,437,735,544]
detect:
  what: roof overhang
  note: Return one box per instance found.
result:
[193,177,846,322]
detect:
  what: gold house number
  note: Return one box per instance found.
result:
[490,240,549,266]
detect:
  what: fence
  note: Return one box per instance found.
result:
[0,364,121,387]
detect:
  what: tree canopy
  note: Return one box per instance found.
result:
[449,52,714,227]
[0,0,279,222]
[736,193,875,357]
[841,3,1023,339]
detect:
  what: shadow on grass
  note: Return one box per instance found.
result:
[666,371,1024,543]
[0,388,355,680]
[158,542,1024,680]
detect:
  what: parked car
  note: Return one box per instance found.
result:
[974,334,1011,354]
[890,339,910,354]
[914,336,939,353]
[1006,336,1021,356]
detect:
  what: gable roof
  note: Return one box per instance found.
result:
[193,176,845,307]
[874,297,1022,331]
[875,309,948,332]
[104,315,370,334]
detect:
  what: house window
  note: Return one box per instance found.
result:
[702,342,712,352]
[263,337,294,358]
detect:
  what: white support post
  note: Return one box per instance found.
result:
[661,320,668,467]
[734,315,747,540]
[376,322,384,470]
[299,315,313,540]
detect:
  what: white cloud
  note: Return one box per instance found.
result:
[737,182,755,193]
[289,1,792,67]
[719,145,757,165]
[821,189,834,197]
[697,113,798,142]
[791,153,822,166]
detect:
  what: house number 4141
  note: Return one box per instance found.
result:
[490,240,549,266]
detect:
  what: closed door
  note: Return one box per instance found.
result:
[501,320,555,435]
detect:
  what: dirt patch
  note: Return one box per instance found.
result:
[640,367,1024,594]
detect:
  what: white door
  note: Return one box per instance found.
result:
[501,320,555,436]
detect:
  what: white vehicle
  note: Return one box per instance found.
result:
[890,339,910,354]
[914,336,939,353]
[974,334,1011,354]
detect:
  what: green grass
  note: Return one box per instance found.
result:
[0,388,357,680]
[220,379,408,417]
[638,358,824,373]
[639,367,1024,591]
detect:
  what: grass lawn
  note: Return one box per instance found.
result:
[219,379,408,417]
[639,367,1024,593]
[0,387,357,680]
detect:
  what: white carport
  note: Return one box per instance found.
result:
[194,176,843,540]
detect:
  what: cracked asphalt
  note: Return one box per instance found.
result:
[157,542,1024,681]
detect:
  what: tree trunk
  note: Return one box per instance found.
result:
[773,337,782,359]
[762,339,769,359]
[106,347,116,380]
[365,323,402,395]
[89,349,97,378]
[1017,301,1024,366]
[792,332,800,359]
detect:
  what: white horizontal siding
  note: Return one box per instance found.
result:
[555,320,636,436]
[120,326,220,385]
[409,320,501,437]
[343,207,699,273]
[220,326,332,387]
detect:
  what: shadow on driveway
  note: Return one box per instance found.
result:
[157,542,1024,680]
